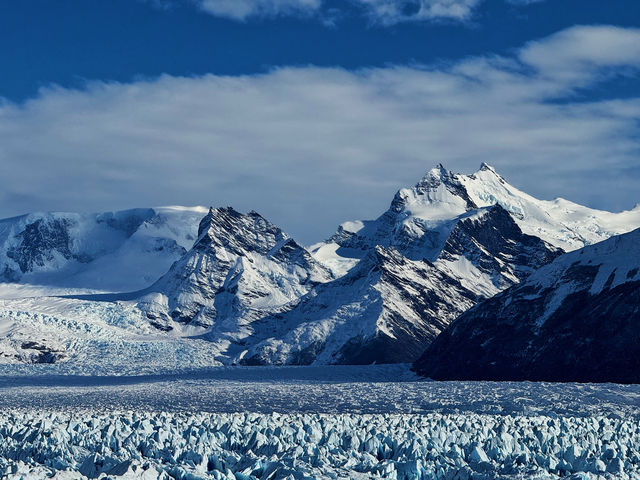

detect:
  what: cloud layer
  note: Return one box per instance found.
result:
[186,0,540,23]
[1,25,639,243]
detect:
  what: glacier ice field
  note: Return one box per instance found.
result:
[1,365,640,479]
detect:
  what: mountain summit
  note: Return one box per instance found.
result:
[138,207,333,331]
[240,202,560,365]
[312,163,640,277]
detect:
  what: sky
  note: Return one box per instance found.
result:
[1,0,640,243]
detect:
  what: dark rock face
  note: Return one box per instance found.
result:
[437,205,563,289]
[19,341,65,364]
[7,218,76,273]
[414,228,640,383]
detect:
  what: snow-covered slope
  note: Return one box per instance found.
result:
[414,227,640,382]
[312,163,640,277]
[240,246,478,365]
[136,207,333,331]
[0,207,209,292]
[460,164,640,251]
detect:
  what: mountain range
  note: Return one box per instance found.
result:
[1,164,639,375]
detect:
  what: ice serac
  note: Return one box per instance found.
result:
[0,207,209,292]
[414,228,640,383]
[138,207,333,330]
[241,204,559,365]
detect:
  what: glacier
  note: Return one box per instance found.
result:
[1,364,640,480]
[3,410,640,479]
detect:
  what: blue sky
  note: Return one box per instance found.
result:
[1,0,640,243]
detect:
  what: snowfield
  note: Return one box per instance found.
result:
[1,366,640,479]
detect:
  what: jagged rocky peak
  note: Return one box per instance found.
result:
[140,206,333,330]
[195,207,280,253]
[192,207,330,278]
[413,163,454,190]
[478,161,498,173]
[414,227,640,383]
[392,162,508,216]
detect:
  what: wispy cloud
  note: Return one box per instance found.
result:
[150,0,545,24]
[521,25,640,83]
[352,0,483,25]
[506,0,545,4]
[194,0,321,20]
[0,26,639,243]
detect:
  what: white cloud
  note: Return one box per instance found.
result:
[506,0,545,5]
[166,0,542,23]
[353,0,483,24]
[520,25,640,83]
[193,0,321,20]
[1,26,639,243]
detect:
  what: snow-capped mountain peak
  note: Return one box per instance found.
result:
[478,161,496,172]
[313,163,640,277]
[390,164,475,219]
[0,206,210,292]
[1,163,638,369]
[193,206,290,257]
